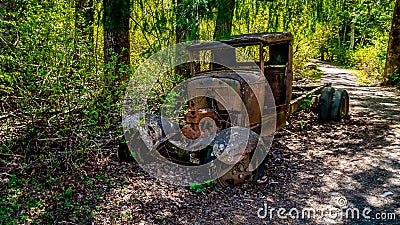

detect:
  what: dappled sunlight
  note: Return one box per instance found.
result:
[275,110,400,223]
[348,87,400,121]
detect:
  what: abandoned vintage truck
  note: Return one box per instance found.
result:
[125,32,349,186]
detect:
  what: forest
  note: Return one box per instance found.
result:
[1,0,400,224]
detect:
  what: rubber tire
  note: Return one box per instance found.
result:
[330,89,349,121]
[318,87,335,122]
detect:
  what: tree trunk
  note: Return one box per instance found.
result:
[384,0,400,85]
[74,0,94,49]
[175,0,184,43]
[174,0,200,78]
[175,0,200,42]
[213,0,236,40]
[0,1,17,50]
[349,20,355,50]
[320,41,325,61]
[103,0,130,84]
[74,0,94,62]
[0,0,18,73]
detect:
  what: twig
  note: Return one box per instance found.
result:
[0,114,12,120]
[0,172,11,177]
[0,153,24,158]
[13,32,19,46]
[37,137,67,142]
[47,106,84,126]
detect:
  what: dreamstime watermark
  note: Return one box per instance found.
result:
[121,41,276,186]
[257,195,397,222]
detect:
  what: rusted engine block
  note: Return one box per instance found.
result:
[181,99,218,140]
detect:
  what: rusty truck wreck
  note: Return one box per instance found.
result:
[124,32,349,186]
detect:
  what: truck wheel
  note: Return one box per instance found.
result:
[330,89,349,121]
[203,146,261,186]
[203,130,267,187]
[217,154,258,186]
[318,87,335,122]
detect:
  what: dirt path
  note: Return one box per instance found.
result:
[291,61,400,224]
[319,62,400,121]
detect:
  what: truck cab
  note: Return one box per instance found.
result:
[182,32,293,141]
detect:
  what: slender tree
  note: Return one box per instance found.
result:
[349,20,355,50]
[175,0,190,78]
[175,0,204,78]
[74,0,94,64]
[384,0,400,85]
[175,0,209,42]
[74,0,94,50]
[175,0,185,43]
[103,0,130,83]
[213,0,236,39]
[0,0,18,53]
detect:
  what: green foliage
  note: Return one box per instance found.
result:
[131,0,396,82]
[131,0,176,57]
[231,0,394,81]
[189,180,214,193]
[291,37,321,80]
[387,67,400,84]
[299,120,305,130]
[0,0,124,163]
[350,37,388,83]
[300,98,313,110]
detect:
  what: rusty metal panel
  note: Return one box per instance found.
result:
[186,77,243,111]
[244,80,264,126]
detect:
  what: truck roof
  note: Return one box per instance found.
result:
[187,32,293,51]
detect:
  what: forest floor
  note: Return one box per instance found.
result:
[1,62,400,224]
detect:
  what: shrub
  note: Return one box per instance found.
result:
[351,39,387,82]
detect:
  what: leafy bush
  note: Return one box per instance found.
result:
[292,38,320,80]
[0,0,125,165]
[350,37,388,83]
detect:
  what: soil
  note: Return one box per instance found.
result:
[1,62,399,224]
